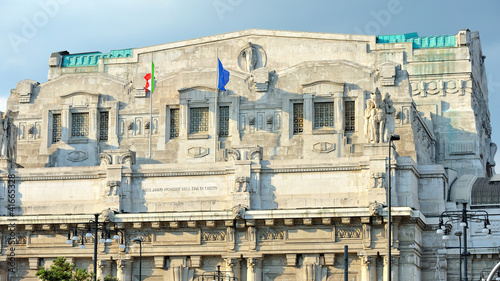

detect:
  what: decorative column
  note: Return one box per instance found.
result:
[392,256,399,281]
[360,256,373,281]
[383,256,389,281]
[117,259,132,281]
[233,258,242,281]
[247,258,262,281]
[225,258,236,279]
[368,256,377,281]
[0,261,7,281]
[96,260,107,281]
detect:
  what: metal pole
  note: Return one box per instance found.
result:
[93,213,98,281]
[344,245,348,281]
[459,234,462,281]
[462,202,468,281]
[388,140,392,281]
[139,241,142,281]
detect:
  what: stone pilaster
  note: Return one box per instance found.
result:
[246,257,262,281]
[360,255,373,281]
[225,258,236,279]
[368,256,377,281]
[383,256,389,281]
[248,226,256,250]
[0,262,7,281]
[96,260,107,281]
[117,259,132,281]
[392,256,400,281]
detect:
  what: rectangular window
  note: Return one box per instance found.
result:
[71,113,89,137]
[170,108,179,139]
[344,101,355,132]
[52,114,61,143]
[314,102,334,129]
[293,103,304,135]
[99,111,109,141]
[219,106,229,137]
[190,107,209,134]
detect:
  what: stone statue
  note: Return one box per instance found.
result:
[364,100,375,142]
[242,42,258,73]
[383,93,396,142]
[0,110,17,160]
[364,88,395,143]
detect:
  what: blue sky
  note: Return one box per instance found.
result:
[1,0,500,169]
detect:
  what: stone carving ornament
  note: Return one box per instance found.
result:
[238,42,267,73]
[364,88,395,143]
[242,42,258,73]
[0,110,17,160]
[234,176,250,192]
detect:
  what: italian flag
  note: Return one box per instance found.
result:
[144,62,155,93]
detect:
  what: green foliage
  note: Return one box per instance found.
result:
[102,275,119,281]
[36,257,118,281]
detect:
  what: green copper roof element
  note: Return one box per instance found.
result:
[376,32,456,49]
[62,48,133,67]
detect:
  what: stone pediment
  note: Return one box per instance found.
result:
[59,91,100,107]
[302,80,345,96]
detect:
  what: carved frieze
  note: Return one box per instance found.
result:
[336,227,362,239]
[411,79,470,97]
[202,230,226,241]
[258,229,285,240]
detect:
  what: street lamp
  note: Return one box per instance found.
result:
[134,238,143,281]
[66,214,124,281]
[454,230,463,281]
[387,133,400,281]
[436,202,492,281]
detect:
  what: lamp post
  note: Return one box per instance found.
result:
[66,214,124,281]
[387,134,400,281]
[454,230,463,281]
[436,202,492,281]
[134,238,143,281]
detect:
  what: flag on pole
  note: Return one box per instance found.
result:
[217,59,230,91]
[144,62,155,93]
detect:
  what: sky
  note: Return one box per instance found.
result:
[1,0,500,169]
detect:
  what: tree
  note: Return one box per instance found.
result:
[36,257,118,281]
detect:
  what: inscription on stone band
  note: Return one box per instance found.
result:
[144,186,218,192]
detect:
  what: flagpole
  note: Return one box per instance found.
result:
[149,61,154,162]
[215,48,219,162]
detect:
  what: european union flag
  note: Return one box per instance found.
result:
[218,58,230,91]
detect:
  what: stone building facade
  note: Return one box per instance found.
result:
[0,29,498,280]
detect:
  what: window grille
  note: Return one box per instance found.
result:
[314,102,334,129]
[170,108,179,138]
[219,106,229,137]
[52,114,61,143]
[190,107,209,134]
[99,111,109,141]
[71,113,89,137]
[344,101,355,132]
[293,103,304,135]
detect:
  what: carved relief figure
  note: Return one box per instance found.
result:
[364,88,395,143]
[0,110,17,160]
[364,100,375,142]
[234,177,250,192]
[242,42,258,73]
[383,93,396,142]
[105,181,121,196]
